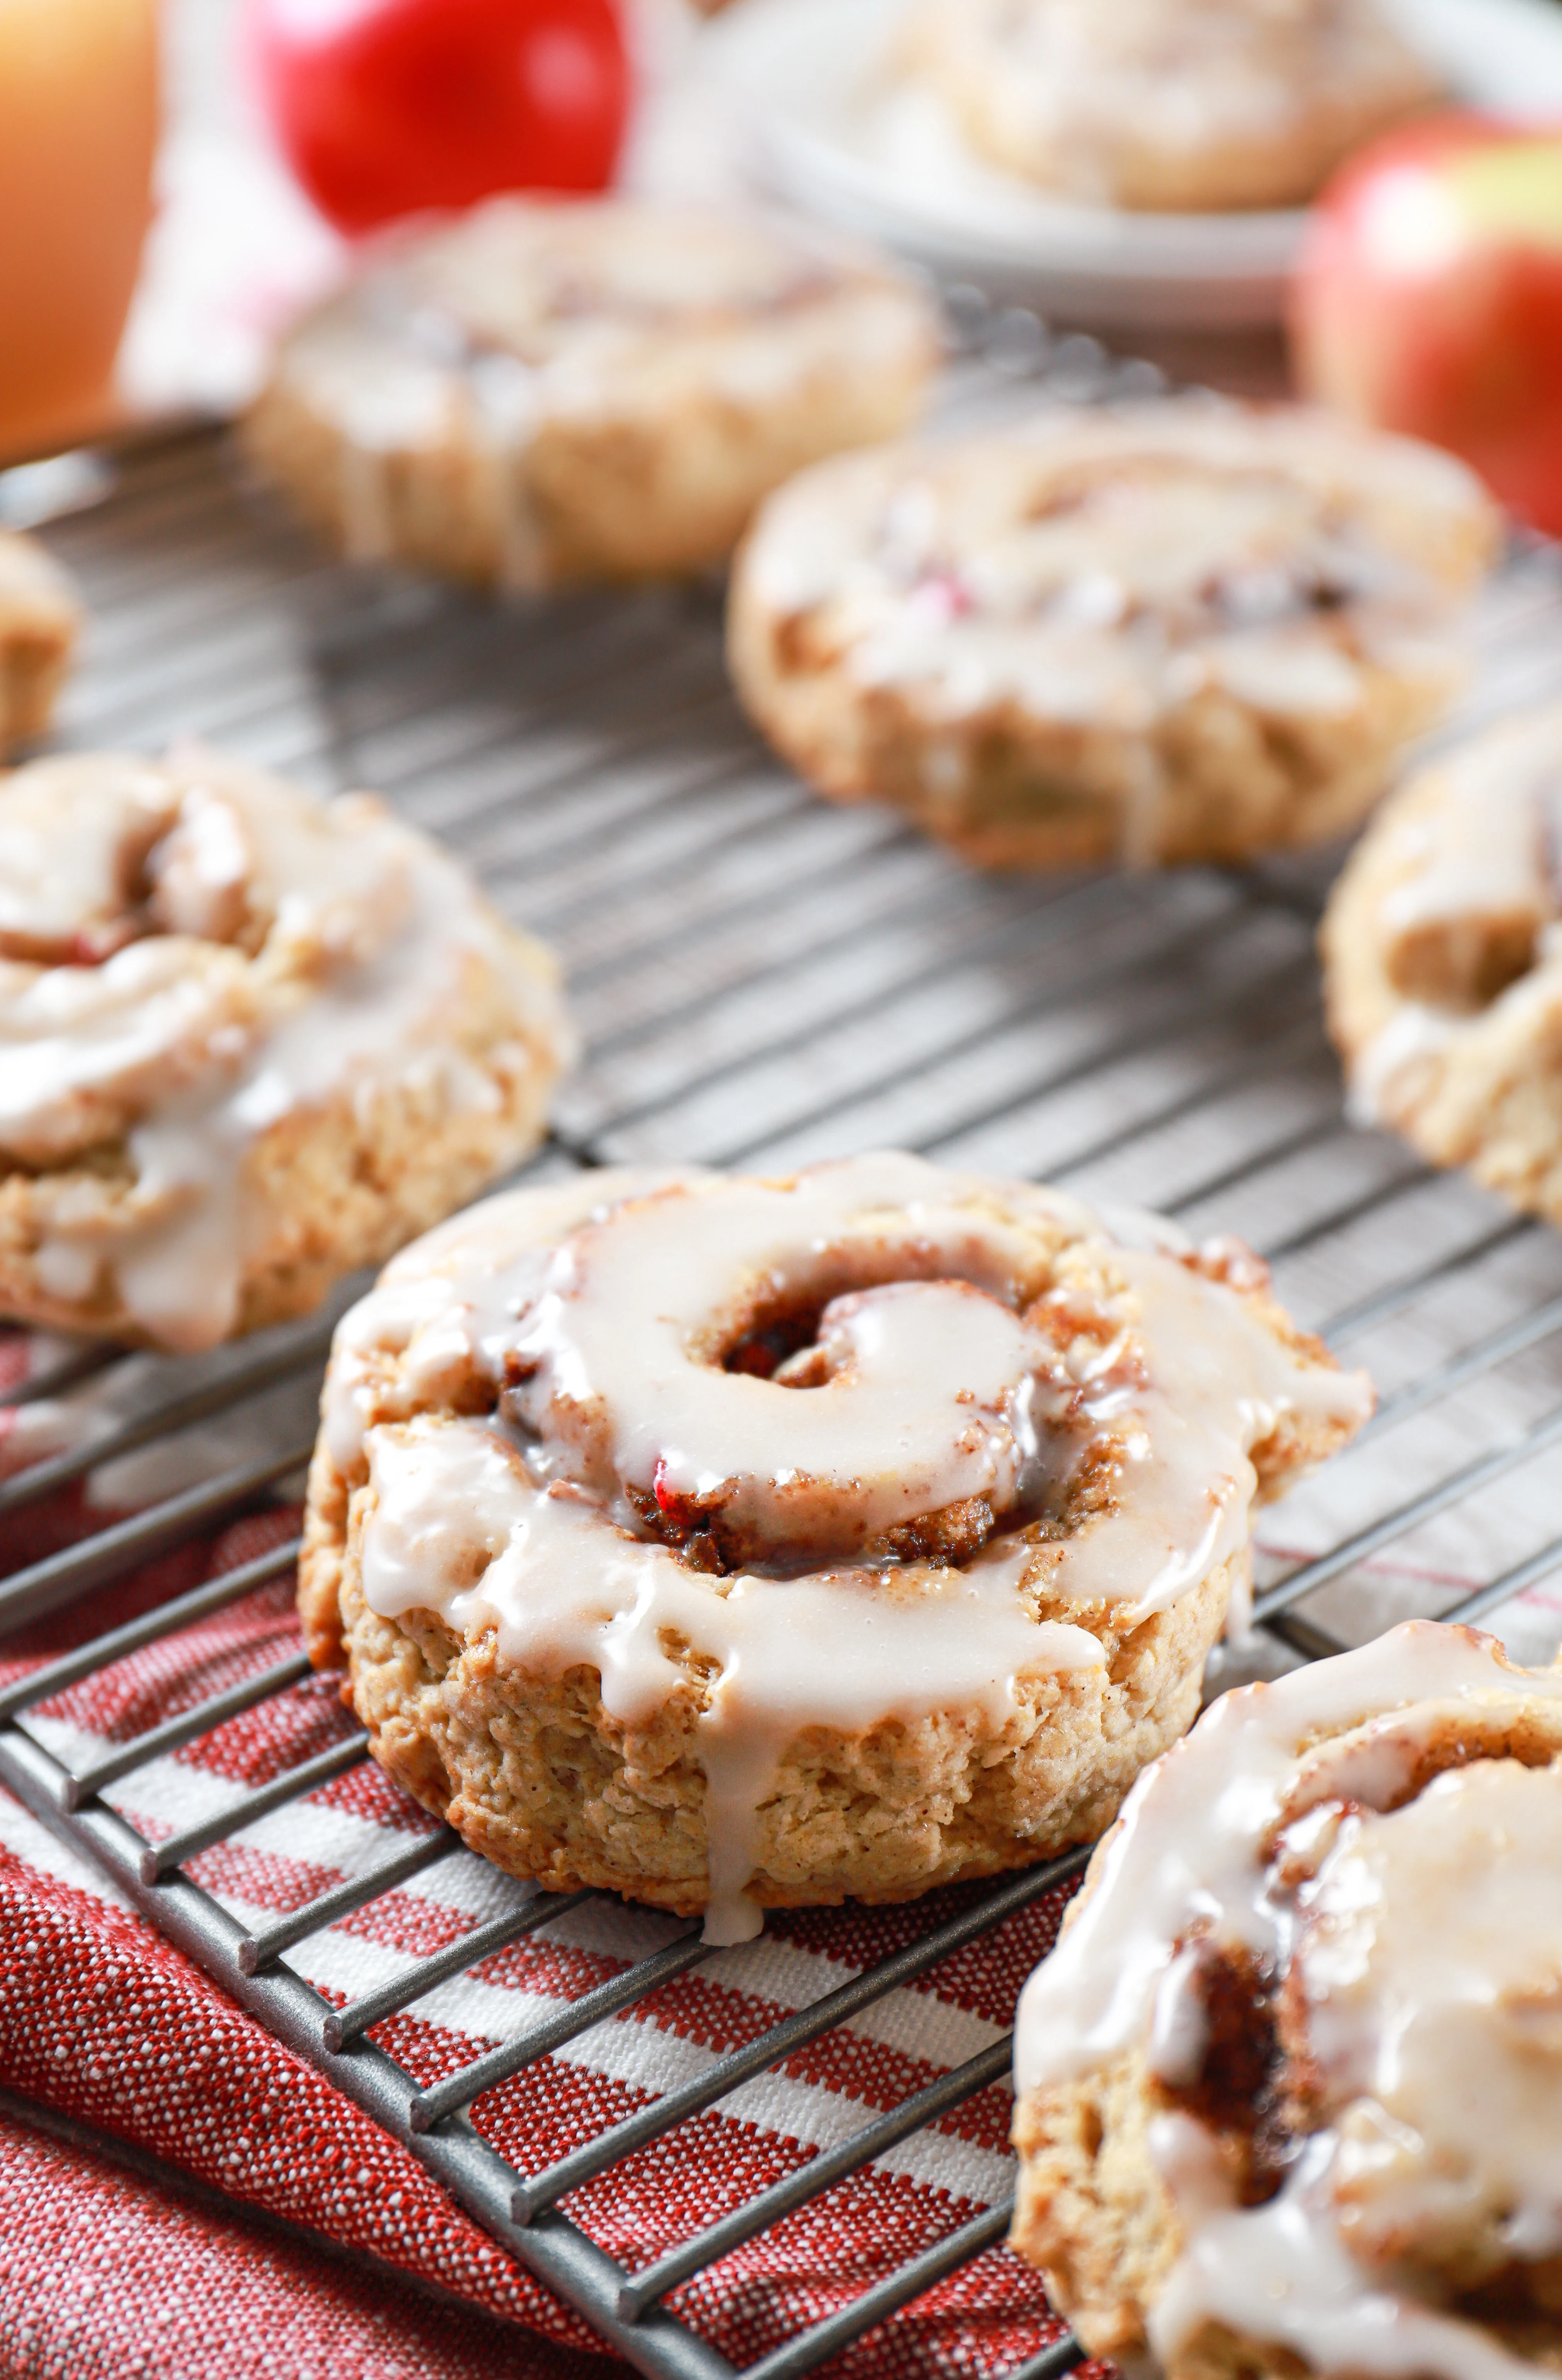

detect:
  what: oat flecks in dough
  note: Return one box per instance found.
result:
[0,743,573,1351]
[0,529,80,755]
[1010,1620,1562,2380]
[245,195,939,591]
[300,1153,1371,1944]
[1323,699,1562,1230]
[902,0,1440,213]
[728,398,1498,872]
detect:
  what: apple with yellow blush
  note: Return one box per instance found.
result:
[1293,116,1562,535]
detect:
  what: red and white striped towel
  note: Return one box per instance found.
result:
[0,1328,1081,2380]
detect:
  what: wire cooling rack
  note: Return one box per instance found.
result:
[5,323,1562,2380]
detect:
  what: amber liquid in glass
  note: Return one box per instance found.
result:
[0,0,160,460]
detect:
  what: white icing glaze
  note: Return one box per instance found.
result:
[363,1415,1107,1943]
[1345,706,1562,1127]
[1377,709,1562,950]
[1014,1620,1562,2380]
[274,197,934,583]
[906,0,1438,207]
[1344,999,1459,1129]
[1296,1761,1562,2266]
[332,1153,1370,1941]
[744,402,1487,862]
[0,745,571,1349]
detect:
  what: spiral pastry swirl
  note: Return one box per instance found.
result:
[0,743,570,1349]
[301,1154,1368,1943]
[729,400,1497,871]
[1013,1620,1562,2380]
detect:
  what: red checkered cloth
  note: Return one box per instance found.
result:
[0,1327,1083,2380]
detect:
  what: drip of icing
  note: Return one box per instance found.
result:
[361,1415,1107,1945]
[332,1153,1371,1939]
[1147,2123,1543,2380]
[467,353,547,595]
[1013,1620,1562,2380]
[0,748,569,1350]
[1345,1000,1459,1129]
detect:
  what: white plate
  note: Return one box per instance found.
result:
[700,0,1562,331]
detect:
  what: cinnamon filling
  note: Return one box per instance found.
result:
[1159,1939,1294,2208]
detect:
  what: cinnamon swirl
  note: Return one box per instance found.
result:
[1012,1619,1562,2380]
[0,744,572,1351]
[728,399,1497,871]
[300,1154,1370,1944]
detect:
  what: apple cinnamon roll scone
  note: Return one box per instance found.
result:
[300,1155,1370,1944]
[1011,1620,1562,2380]
[901,0,1439,214]
[0,745,572,1352]
[245,196,939,591]
[728,400,1498,870]
[0,529,80,753]
[1323,702,1562,1228]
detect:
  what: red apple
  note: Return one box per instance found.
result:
[245,0,632,239]
[1292,114,1562,536]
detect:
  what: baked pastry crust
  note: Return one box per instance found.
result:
[0,529,80,753]
[1322,702,1562,1228]
[300,1155,1370,1942]
[903,0,1439,214]
[1010,1620,1562,2380]
[729,399,1499,870]
[0,744,572,1351]
[245,196,939,591]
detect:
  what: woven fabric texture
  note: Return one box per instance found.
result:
[0,1330,1080,2380]
[0,2100,611,2379]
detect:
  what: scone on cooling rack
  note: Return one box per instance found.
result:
[1011,1620,1562,2379]
[0,530,80,753]
[1324,701,1562,1228]
[901,0,1439,213]
[0,744,573,1353]
[244,195,939,592]
[299,1153,1371,1946]
[728,398,1499,871]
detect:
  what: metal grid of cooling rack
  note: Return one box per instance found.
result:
[6,325,1562,2380]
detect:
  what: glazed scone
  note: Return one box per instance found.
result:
[0,530,80,753]
[1322,702,1562,1228]
[245,195,939,591]
[903,0,1439,213]
[729,399,1499,870]
[1010,1620,1562,2379]
[300,1153,1371,1944]
[0,744,572,1352]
